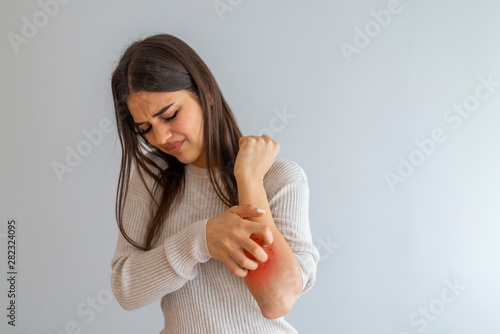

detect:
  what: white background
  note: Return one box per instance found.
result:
[1,0,499,333]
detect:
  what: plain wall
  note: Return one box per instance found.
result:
[1,0,499,333]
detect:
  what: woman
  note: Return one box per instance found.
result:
[109,33,320,334]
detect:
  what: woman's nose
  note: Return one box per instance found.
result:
[151,124,172,147]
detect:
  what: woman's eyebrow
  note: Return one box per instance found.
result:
[134,102,175,126]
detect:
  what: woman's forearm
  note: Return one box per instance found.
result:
[237,177,303,319]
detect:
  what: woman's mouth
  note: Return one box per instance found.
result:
[164,140,184,154]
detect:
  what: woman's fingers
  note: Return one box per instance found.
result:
[236,221,273,263]
[250,221,274,248]
[206,205,275,277]
[223,255,250,277]
[242,236,268,263]
[233,250,259,270]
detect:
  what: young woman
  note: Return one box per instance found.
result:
[109,33,320,334]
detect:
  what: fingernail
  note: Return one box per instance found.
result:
[257,208,265,213]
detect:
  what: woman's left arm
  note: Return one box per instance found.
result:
[237,177,304,319]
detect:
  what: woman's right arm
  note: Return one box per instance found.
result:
[110,166,212,311]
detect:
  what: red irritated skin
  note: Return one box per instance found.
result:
[243,234,276,289]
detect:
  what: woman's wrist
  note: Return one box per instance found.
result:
[235,173,263,187]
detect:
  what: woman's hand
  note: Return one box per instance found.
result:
[206,204,274,278]
[233,135,280,182]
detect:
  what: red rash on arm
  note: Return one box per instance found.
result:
[243,235,277,289]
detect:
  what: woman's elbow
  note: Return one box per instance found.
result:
[262,302,293,320]
[110,275,138,311]
[111,288,138,311]
[261,293,298,319]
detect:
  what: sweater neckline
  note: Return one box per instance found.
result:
[184,163,226,178]
[184,163,211,177]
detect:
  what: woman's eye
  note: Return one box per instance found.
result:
[163,109,179,122]
[138,125,152,135]
[136,109,179,135]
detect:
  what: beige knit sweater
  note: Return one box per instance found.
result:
[110,154,320,334]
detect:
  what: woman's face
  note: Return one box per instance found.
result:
[126,89,207,168]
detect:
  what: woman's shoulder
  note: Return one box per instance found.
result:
[128,151,169,198]
[263,155,308,192]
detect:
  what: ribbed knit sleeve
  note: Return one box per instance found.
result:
[110,164,212,311]
[264,157,320,298]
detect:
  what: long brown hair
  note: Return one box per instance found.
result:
[111,34,242,251]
